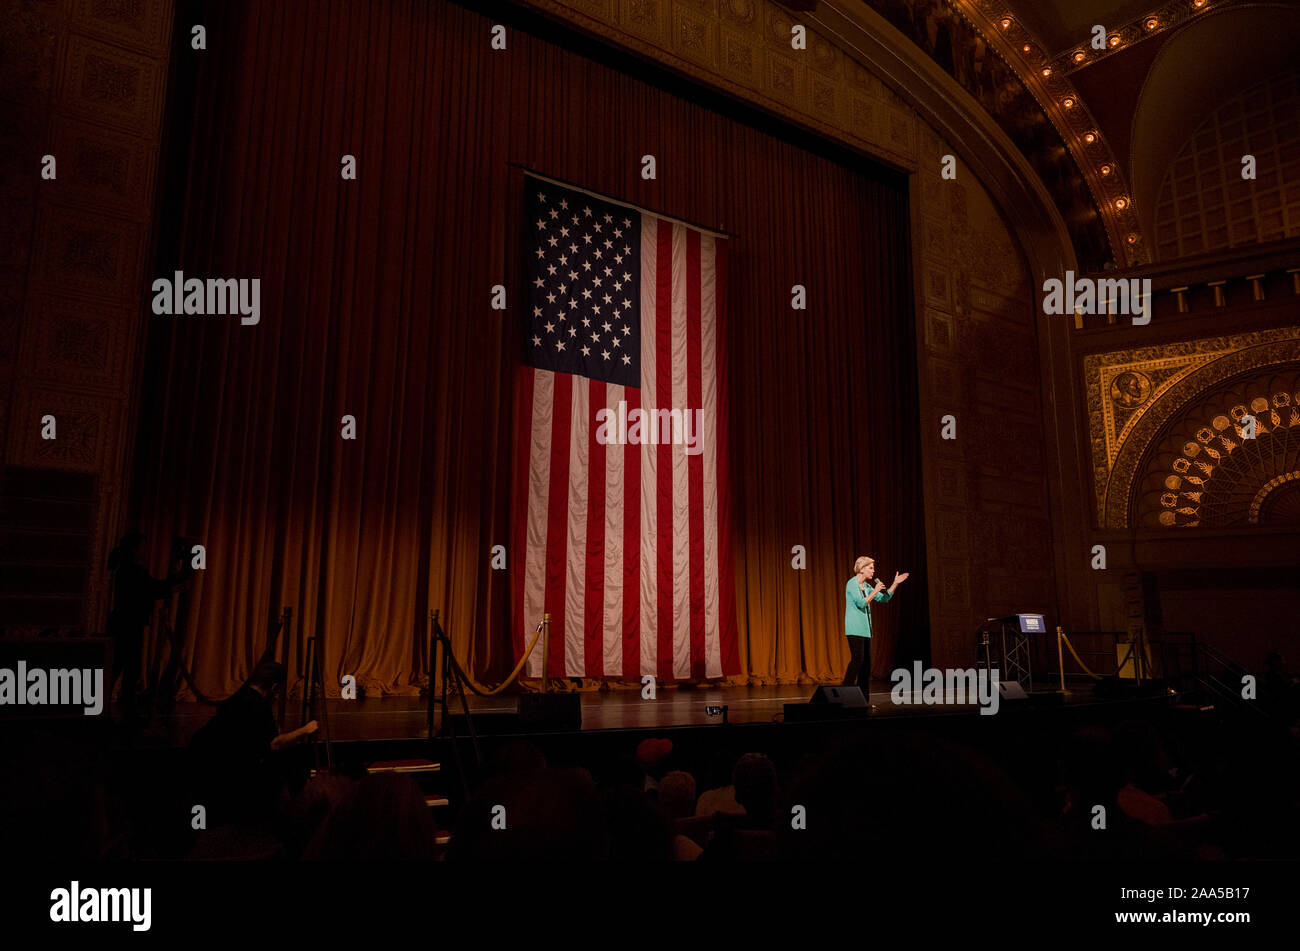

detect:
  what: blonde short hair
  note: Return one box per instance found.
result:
[854,556,874,574]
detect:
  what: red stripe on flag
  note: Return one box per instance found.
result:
[545,372,573,680]
[686,229,706,681]
[655,222,675,683]
[585,380,607,678]
[622,386,641,680]
[714,239,739,675]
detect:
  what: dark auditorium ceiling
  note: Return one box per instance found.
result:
[842,0,1300,270]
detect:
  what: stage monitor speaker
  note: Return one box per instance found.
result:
[808,686,868,707]
[998,680,1027,701]
[517,692,582,731]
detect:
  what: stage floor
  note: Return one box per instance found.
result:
[125,679,1106,748]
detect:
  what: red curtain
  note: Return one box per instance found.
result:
[129,0,927,699]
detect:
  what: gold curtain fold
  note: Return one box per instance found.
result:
[129,0,928,701]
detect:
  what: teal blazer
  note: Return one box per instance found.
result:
[845,578,892,638]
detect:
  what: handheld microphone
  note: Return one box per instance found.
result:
[863,572,887,594]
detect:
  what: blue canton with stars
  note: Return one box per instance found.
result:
[524,176,641,389]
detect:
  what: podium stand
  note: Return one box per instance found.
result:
[976,614,1044,692]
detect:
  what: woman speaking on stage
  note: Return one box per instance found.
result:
[843,555,908,700]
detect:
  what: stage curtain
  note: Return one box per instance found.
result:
[129,0,928,699]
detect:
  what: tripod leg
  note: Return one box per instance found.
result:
[313,636,333,773]
[301,636,312,729]
[426,611,435,741]
[439,628,451,739]
[303,637,320,773]
[434,630,470,802]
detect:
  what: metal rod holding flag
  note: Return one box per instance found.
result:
[542,613,551,693]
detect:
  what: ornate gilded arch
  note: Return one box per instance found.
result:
[1085,326,1300,529]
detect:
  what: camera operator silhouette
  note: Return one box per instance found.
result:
[106,532,190,723]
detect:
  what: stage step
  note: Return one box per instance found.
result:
[424,796,450,808]
[366,758,441,774]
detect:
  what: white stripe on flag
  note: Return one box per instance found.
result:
[565,379,589,678]
[524,370,553,678]
[602,383,625,678]
[639,215,659,677]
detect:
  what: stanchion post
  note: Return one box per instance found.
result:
[542,613,551,693]
[1134,624,1146,687]
[1056,625,1066,694]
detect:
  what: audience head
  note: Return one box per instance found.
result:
[449,768,606,860]
[636,738,674,778]
[732,753,778,820]
[1116,718,1171,789]
[490,739,547,777]
[596,753,646,790]
[703,750,738,791]
[307,773,436,860]
[247,661,287,698]
[780,732,1049,860]
[286,773,355,858]
[1063,724,1124,804]
[657,770,697,820]
[602,786,673,860]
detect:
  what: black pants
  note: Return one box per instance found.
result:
[108,616,145,718]
[842,636,871,692]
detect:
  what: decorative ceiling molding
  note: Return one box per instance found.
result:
[1048,0,1219,72]
[809,0,1079,279]
[838,0,1110,269]
[1149,401,1299,527]
[1084,326,1300,527]
[956,0,1161,265]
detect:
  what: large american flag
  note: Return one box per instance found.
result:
[510,174,740,681]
